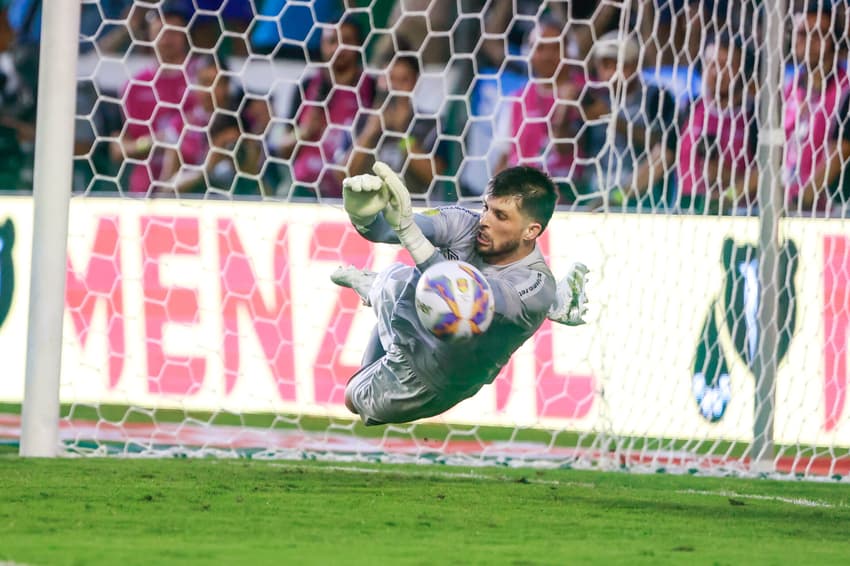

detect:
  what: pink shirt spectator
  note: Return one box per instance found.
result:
[783,66,850,208]
[175,101,216,177]
[122,67,202,193]
[676,98,756,199]
[292,72,375,198]
[504,80,584,181]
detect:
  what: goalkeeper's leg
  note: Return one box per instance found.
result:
[332,262,420,350]
[341,262,448,425]
[344,343,449,426]
[361,327,385,367]
[331,265,377,306]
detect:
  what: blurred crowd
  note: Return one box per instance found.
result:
[0,0,849,216]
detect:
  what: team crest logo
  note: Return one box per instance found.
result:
[456,277,469,293]
[692,237,798,422]
[0,218,14,329]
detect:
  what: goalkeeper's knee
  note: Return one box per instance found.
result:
[344,387,358,414]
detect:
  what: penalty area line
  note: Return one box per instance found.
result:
[678,489,840,509]
[265,462,597,488]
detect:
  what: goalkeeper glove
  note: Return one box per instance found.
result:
[372,161,436,265]
[342,174,389,231]
[548,262,589,326]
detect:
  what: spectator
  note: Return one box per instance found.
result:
[188,54,240,143]
[162,54,242,195]
[192,55,239,117]
[493,16,586,203]
[0,0,39,190]
[191,0,255,51]
[632,1,763,72]
[109,4,202,194]
[250,0,342,58]
[0,4,25,190]
[630,33,759,214]
[280,15,376,199]
[461,4,579,199]
[635,1,717,68]
[171,112,265,196]
[369,0,455,67]
[240,93,286,194]
[784,2,850,214]
[477,1,574,74]
[93,0,251,55]
[5,0,40,45]
[585,31,677,210]
[344,54,445,197]
[80,0,135,55]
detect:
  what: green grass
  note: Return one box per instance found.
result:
[1,458,849,565]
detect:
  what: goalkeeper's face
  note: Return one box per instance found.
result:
[475,196,541,265]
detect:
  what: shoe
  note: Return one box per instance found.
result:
[331,266,377,306]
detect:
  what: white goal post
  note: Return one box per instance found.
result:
[751,0,786,468]
[20,0,82,457]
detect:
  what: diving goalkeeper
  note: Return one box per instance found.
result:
[333,162,588,425]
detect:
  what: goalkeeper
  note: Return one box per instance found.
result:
[332,161,588,425]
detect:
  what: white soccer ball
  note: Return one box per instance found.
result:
[415,260,495,342]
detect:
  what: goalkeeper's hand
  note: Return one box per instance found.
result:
[372,161,436,265]
[372,161,412,231]
[548,262,589,326]
[342,173,390,231]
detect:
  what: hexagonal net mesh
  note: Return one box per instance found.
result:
[8,0,845,478]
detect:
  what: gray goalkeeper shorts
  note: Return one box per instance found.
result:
[345,344,451,426]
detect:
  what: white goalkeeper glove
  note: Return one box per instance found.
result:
[548,262,589,326]
[342,173,389,231]
[372,161,436,265]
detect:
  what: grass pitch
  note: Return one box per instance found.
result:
[1,458,849,565]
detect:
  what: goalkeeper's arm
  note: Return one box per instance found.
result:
[371,162,443,268]
[353,211,438,248]
[342,167,443,268]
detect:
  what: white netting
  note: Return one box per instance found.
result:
[1,0,849,479]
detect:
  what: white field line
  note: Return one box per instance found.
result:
[268,463,846,506]
[678,489,842,509]
[266,462,597,488]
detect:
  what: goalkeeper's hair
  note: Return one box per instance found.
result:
[487,166,558,232]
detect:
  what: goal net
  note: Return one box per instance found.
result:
[2,0,850,479]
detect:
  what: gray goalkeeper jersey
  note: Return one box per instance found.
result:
[371,206,557,403]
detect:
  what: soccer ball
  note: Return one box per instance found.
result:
[414,261,495,342]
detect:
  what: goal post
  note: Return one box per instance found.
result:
[19,0,82,457]
[751,0,787,467]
